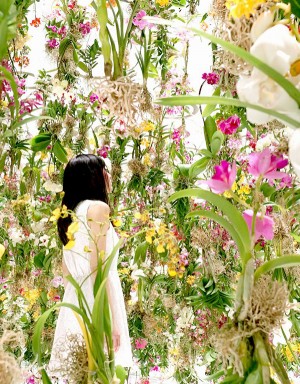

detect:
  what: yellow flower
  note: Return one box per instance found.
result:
[0,100,9,108]
[24,288,40,306]
[64,240,76,250]
[119,268,130,275]
[0,294,7,301]
[156,243,165,253]
[33,309,41,320]
[187,275,196,285]
[113,218,122,227]
[141,138,150,148]
[67,221,79,238]
[0,244,5,259]
[134,212,142,220]
[142,153,152,166]
[168,269,177,277]
[140,121,155,132]
[225,0,266,19]
[156,0,170,6]
[223,181,237,198]
[157,223,167,236]
[146,228,155,243]
[50,205,68,222]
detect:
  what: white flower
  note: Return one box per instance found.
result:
[52,78,69,98]
[77,0,93,6]
[250,11,274,43]
[237,25,300,127]
[131,269,146,280]
[9,228,24,246]
[288,128,300,178]
[256,133,276,151]
[43,180,63,193]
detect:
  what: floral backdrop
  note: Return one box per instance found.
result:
[1,0,300,383]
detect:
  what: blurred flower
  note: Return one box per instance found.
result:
[202,72,219,85]
[226,0,266,18]
[218,115,240,135]
[0,244,5,259]
[156,0,170,6]
[51,276,64,288]
[43,180,63,193]
[97,145,110,158]
[135,338,148,349]
[133,10,153,30]
[243,209,274,241]
[248,148,288,181]
[90,93,99,103]
[30,18,41,27]
[47,38,59,49]
[79,22,91,35]
[200,161,237,194]
[237,25,300,126]
[250,11,274,42]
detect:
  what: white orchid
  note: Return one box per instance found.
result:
[288,128,300,178]
[250,11,274,42]
[237,25,300,127]
[43,180,63,193]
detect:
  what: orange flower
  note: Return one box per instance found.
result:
[106,0,117,7]
[30,18,41,27]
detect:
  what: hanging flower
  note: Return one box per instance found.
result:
[243,209,274,241]
[30,18,41,28]
[218,115,241,135]
[200,161,237,194]
[248,148,289,181]
[202,72,219,85]
[237,25,300,126]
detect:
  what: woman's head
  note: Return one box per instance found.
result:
[58,154,110,244]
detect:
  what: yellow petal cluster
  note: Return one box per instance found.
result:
[64,220,79,249]
[225,0,266,18]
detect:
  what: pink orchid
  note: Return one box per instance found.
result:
[201,161,237,194]
[135,338,148,349]
[133,10,153,30]
[243,209,274,241]
[218,115,241,135]
[248,148,288,180]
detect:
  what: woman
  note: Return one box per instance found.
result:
[49,154,132,377]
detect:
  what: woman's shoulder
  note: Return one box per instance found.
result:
[86,200,110,221]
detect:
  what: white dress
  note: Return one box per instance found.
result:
[48,199,132,376]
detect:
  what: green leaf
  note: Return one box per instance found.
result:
[210,130,224,155]
[30,133,52,152]
[189,157,209,178]
[53,140,68,163]
[254,255,300,281]
[41,369,53,384]
[12,115,52,129]
[134,241,148,267]
[115,365,127,384]
[202,86,220,117]
[283,0,300,18]
[0,152,7,173]
[203,116,217,150]
[168,188,251,262]
[78,61,89,73]
[155,95,300,128]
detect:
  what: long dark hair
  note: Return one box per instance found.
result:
[57,154,109,245]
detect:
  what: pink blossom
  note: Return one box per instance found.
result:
[79,22,91,35]
[90,93,99,103]
[133,10,153,30]
[47,25,58,33]
[97,145,110,158]
[243,209,274,241]
[58,26,67,38]
[51,276,64,288]
[202,72,219,85]
[47,38,59,49]
[248,148,289,181]
[218,115,240,135]
[135,338,148,349]
[26,376,36,384]
[201,161,237,194]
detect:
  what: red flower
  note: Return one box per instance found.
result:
[30,18,41,27]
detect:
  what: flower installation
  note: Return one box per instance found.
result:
[1,0,300,384]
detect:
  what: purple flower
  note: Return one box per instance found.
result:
[79,22,91,35]
[51,276,64,288]
[133,10,153,30]
[200,161,237,194]
[218,115,241,135]
[89,93,99,103]
[47,38,59,49]
[248,148,289,181]
[47,25,58,33]
[202,72,219,85]
[243,209,274,241]
[26,376,36,384]
[58,26,67,38]
[97,145,110,158]
[135,338,148,349]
